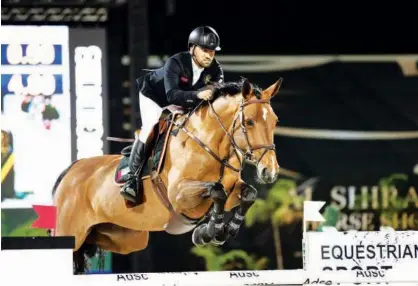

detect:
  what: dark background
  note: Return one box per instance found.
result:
[146,1,418,55]
[2,0,417,274]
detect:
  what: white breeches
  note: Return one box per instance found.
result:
[138,92,163,143]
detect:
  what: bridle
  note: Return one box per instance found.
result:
[169,96,276,183]
[230,98,276,164]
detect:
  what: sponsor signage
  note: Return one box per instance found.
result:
[305,230,418,278]
[0,25,71,207]
[69,28,108,161]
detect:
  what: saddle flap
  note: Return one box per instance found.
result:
[158,118,170,136]
[115,113,181,208]
[114,115,177,185]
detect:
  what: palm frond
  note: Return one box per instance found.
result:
[245,199,269,227]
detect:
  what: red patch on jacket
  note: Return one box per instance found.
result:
[180,76,189,83]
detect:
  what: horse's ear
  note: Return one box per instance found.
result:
[263,78,283,99]
[242,78,253,100]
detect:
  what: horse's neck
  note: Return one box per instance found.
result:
[188,96,241,160]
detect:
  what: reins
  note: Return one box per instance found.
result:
[106,94,276,184]
[168,96,275,183]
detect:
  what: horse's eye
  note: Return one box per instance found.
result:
[246,119,255,126]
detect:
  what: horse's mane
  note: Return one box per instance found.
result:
[209,78,263,103]
[185,79,263,117]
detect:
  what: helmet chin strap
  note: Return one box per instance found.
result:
[190,45,204,69]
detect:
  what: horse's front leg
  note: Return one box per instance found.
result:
[173,179,228,246]
[226,183,257,237]
[190,182,228,246]
[211,181,258,245]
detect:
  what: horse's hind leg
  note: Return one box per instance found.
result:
[55,204,94,274]
[54,199,93,251]
[87,223,149,255]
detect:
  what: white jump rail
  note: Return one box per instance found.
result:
[1,201,417,286]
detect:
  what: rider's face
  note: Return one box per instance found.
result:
[191,45,215,68]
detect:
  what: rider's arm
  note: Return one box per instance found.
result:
[164,58,199,108]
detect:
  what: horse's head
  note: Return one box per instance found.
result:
[232,78,282,184]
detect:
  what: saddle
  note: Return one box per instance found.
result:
[113,108,182,208]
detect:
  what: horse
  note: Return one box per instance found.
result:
[52,77,282,273]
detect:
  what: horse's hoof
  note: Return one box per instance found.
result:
[210,238,226,246]
[192,224,207,247]
[210,225,228,246]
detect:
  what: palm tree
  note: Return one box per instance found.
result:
[244,178,304,269]
[350,173,408,229]
[190,244,269,271]
[378,173,408,228]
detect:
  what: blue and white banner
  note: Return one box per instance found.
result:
[0,26,108,209]
[1,26,71,208]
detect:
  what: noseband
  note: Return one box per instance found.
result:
[169,97,276,182]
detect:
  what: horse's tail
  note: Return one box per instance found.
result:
[47,159,80,237]
[51,159,80,197]
[74,242,102,274]
[49,159,103,274]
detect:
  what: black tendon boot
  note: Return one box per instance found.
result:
[120,138,146,203]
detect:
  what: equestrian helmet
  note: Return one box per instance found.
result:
[188,26,221,51]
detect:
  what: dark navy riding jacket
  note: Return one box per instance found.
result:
[138,51,224,110]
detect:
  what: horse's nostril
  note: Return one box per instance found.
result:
[262,168,268,178]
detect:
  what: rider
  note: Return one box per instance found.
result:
[120,26,225,203]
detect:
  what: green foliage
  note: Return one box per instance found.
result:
[7,219,49,237]
[379,173,408,209]
[245,178,303,229]
[190,244,222,271]
[242,178,303,269]
[379,173,408,188]
[1,211,9,236]
[379,173,409,228]
[351,173,408,211]
[244,199,268,228]
[271,207,296,227]
[266,179,298,211]
[190,245,269,271]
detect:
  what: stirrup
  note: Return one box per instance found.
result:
[120,176,137,202]
[121,184,136,196]
[120,186,137,202]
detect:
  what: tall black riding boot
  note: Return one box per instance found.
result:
[120,138,146,203]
